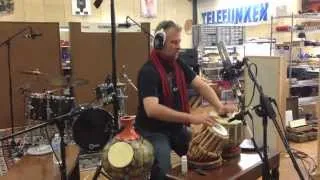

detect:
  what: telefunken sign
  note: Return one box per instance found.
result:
[201,2,269,25]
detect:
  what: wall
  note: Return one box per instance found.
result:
[197,0,302,40]
[0,0,193,48]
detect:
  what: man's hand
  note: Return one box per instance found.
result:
[218,104,238,115]
[188,114,215,126]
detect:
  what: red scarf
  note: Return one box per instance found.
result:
[150,49,190,113]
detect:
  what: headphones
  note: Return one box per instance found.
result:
[153,28,166,49]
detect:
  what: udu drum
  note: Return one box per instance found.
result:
[28,93,75,120]
[187,123,228,168]
[102,116,154,179]
[72,107,113,152]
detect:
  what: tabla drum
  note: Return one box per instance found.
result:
[102,116,154,179]
[187,123,229,169]
[209,111,245,158]
[72,108,113,152]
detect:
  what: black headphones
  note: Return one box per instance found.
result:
[153,28,166,49]
[153,20,178,50]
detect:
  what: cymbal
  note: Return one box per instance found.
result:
[20,69,47,76]
[48,77,89,87]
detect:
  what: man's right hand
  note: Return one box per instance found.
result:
[188,114,215,126]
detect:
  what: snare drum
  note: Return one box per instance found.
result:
[187,123,228,166]
[72,108,113,152]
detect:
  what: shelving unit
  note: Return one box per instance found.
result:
[270,14,320,140]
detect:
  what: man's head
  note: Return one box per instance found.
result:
[154,20,181,61]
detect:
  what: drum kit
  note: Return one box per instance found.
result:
[19,69,131,155]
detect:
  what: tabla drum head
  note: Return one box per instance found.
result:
[72,108,113,152]
[211,123,228,137]
[107,142,134,168]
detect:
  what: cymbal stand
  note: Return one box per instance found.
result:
[121,65,138,92]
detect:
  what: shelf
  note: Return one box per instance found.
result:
[290,79,319,88]
[273,14,320,20]
[299,96,320,106]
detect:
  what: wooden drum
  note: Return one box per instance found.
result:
[187,123,229,169]
[210,111,245,158]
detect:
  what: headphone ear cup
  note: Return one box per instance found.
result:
[154,31,166,49]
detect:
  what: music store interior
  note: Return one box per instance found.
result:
[0,0,319,180]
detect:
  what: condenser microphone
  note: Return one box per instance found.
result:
[24,28,42,39]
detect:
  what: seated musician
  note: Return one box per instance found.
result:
[134,20,237,180]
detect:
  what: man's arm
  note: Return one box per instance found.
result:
[191,76,236,114]
[143,96,213,125]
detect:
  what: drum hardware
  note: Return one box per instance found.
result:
[48,76,89,88]
[0,106,85,180]
[121,65,138,91]
[95,80,128,116]
[20,68,47,76]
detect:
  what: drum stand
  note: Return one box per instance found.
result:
[0,108,84,180]
[242,57,304,180]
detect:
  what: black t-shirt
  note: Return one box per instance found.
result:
[135,59,196,132]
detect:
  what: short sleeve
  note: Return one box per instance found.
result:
[138,64,160,99]
[178,60,196,84]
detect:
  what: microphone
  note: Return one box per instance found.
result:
[126,16,154,39]
[217,41,243,81]
[93,0,103,8]
[24,28,42,39]
[118,22,132,28]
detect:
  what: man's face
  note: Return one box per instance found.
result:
[159,28,181,61]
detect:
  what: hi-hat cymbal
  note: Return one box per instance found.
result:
[48,77,89,87]
[20,69,47,76]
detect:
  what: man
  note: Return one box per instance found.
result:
[134,20,236,180]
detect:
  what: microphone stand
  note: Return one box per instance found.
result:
[0,108,84,180]
[0,26,32,153]
[243,57,304,180]
[93,0,119,179]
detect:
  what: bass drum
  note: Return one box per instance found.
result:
[72,108,113,152]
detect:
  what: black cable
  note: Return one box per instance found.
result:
[245,62,258,108]
[270,99,287,138]
[44,127,62,169]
